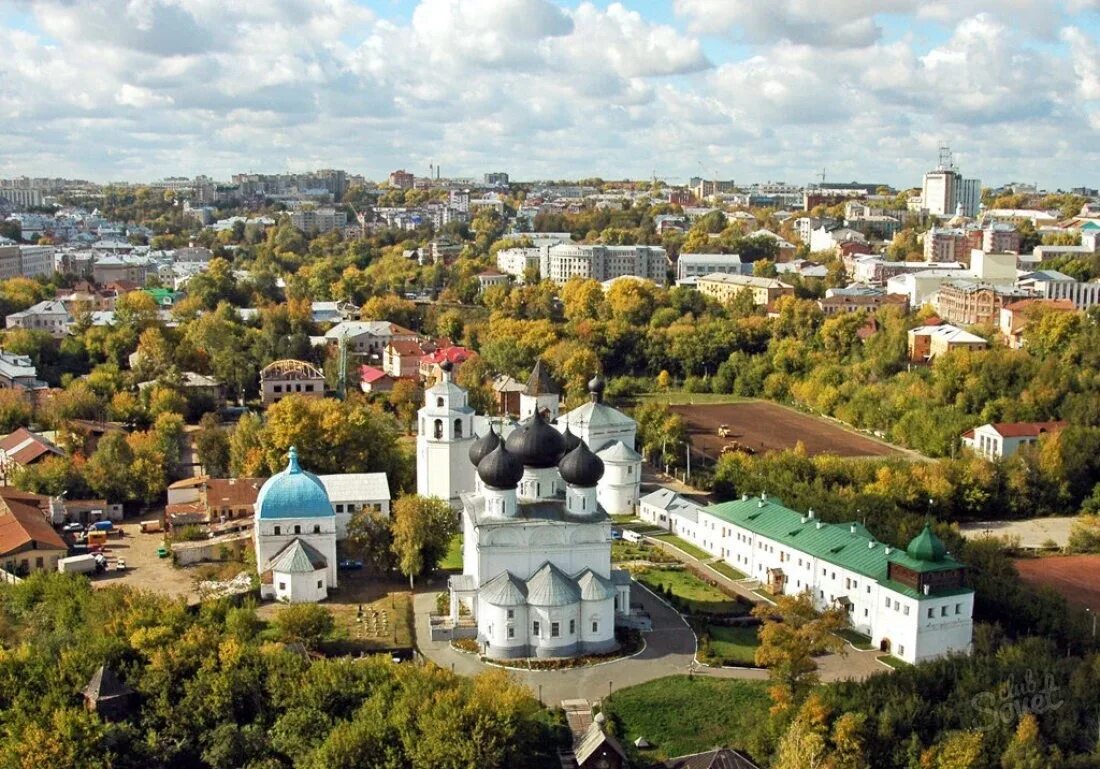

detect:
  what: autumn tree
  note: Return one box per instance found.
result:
[390,495,458,588]
[388,379,421,434]
[344,509,397,573]
[753,591,847,714]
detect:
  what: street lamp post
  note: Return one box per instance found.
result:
[608,680,612,701]
[1087,608,1097,640]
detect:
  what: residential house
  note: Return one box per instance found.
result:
[0,349,46,391]
[908,323,988,362]
[359,365,395,394]
[5,300,72,337]
[962,421,1067,460]
[0,428,62,484]
[259,359,325,406]
[165,476,264,532]
[695,273,795,307]
[999,298,1077,349]
[809,226,867,255]
[476,269,509,292]
[384,339,425,379]
[774,259,828,279]
[324,321,419,361]
[0,488,67,577]
[419,346,472,383]
[310,301,359,325]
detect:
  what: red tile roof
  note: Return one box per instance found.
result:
[0,428,62,466]
[388,339,426,357]
[988,420,1067,438]
[420,346,471,366]
[359,365,389,384]
[0,489,65,557]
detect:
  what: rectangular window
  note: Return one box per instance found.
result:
[506,609,514,619]
[898,645,905,656]
[336,504,344,513]
[313,525,321,534]
[507,627,515,639]
[294,525,301,535]
[884,597,890,607]
[273,385,282,393]
[532,621,540,637]
[927,608,934,619]
[903,605,910,616]
[592,621,598,633]
[551,622,560,638]
[278,582,286,590]
[569,619,575,635]
[317,580,323,589]
[941,606,948,617]
[274,526,281,536]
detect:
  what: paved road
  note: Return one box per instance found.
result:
[414,581,885,704]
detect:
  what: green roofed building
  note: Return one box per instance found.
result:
[639,490,974,664]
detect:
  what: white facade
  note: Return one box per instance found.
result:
[676,253,747,282]
[416,367,477,503]
[640,490,974,665]
[1019,275,1100,309]
[961,421,1065,460]
[5,300,72,337]
[317,473,392,539]
[544,244,667,285]
[595,442,642,515]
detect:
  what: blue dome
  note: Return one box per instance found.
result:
[256,447,334,519]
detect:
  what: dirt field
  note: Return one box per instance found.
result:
[1014,555,1100,613]
[88,524,204,602]
[669,401,902,461]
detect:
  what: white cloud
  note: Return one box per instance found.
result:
[0,0,1099,185]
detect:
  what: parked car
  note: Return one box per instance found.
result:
[338,559,364,571]
[610,528,623,541]
[62,522,84,533]
[115,559,127,572]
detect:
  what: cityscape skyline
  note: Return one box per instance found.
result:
[2,1,1099,187]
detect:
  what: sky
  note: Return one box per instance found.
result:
[1,0,1100,188]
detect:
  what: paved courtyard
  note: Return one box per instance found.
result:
[959,517,1076,549]
[414,582,885,705]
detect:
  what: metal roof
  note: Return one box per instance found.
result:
[479,571,528,606]
[268,539,328,574]
[525,562,581,607]
[316,473,391,503]
[576,569,616,601]
[705,496,967,591]
[596,440,641,462]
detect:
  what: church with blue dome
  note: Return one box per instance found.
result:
[254,447,338,603]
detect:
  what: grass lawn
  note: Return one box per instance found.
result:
[653,533,711,561]
[619,521,664,535]
[634,567,745,615]
[440,533,463,571]
[634,392,750,406]
[604,675,770,761]
[879,655,913,670]
[704,624,760,666]
[836,627,876,651]
[611,514,639,524]
[612,540,677,564]
[708,561,747,581]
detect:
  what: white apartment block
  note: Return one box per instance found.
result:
[676,253,747,282]
[496,247,543,280]
[544,244,668,285]
[0,188,44,208]
[640,491,974,664]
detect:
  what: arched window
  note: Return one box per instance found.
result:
[454,419,463,438]
[436,397,444,408]
[293,525,301,535]
[434,419,443,439]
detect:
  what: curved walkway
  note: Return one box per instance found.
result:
[414,581,884,704]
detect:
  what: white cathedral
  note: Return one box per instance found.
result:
[418,361,636,659]
[416,360,643,515]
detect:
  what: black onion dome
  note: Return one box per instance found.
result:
[558,442,605,488]
[588,374,606,398]
[477,444,524,489]
[561,424,582,454]
[440,359,454,373]
[468,426,500,467]
[504,408,566,468]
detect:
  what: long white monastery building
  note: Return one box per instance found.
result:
[641,490,974,664]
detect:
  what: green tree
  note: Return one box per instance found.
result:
[195,413,231,477]
[345,509,397,573]
[272,604,335,650]
[390,495,457,588]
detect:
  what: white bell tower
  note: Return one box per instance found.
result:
[416,361,477,503]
